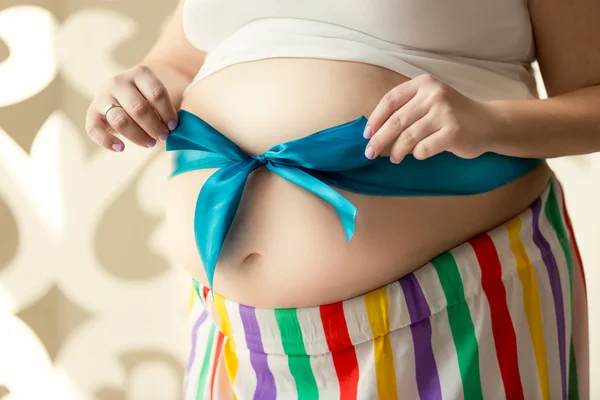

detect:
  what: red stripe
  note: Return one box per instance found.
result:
[560,196,587,294]
[470,234,525,400]
[320,302,359,400]
[210,331,225,400]
[203,286,210,301]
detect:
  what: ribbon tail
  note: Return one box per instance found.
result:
[266,163,357,242]
[194,158,261,289]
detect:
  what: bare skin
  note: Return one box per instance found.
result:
[166,58,552,308]
[87,0,600,308]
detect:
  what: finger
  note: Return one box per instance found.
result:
[389,113,437,164]
[134,66,178,135]
[412,127,453,160]
[101,101,156,148]
[365,95,428,159]
[364,79,419,139]
[114,82,168,142]
[85,112,125,152]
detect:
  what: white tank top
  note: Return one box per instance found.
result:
[182,0,538,101]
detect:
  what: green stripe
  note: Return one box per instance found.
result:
[569,341,579,399]
[432,251,484,400]
[545,183,573,295]
[196,323,216,400]
[192,279,205,307]
[545,182,580,396]
[274,308,319,399]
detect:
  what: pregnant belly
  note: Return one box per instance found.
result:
[165,58,551,308]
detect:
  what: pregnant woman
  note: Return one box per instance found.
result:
[86,0,593,398]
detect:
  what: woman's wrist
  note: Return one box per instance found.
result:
[481,100,512,156]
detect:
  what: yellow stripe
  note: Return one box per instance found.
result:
[188,285,196,314]
[364,287,398,398]
[213,293,239,399]
[506,217,551,400]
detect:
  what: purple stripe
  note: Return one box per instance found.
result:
[182,309,208,396]
[399,274,443,400]
[239,304,277,400]
[531,198,567,400]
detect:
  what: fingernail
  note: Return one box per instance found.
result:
[168,120,177,130]
[363,126,372,139]
[365,146,375,159]
[112,143,123,152]
[147,139,157,148]
[159,131,169,141]
[390,156,398,164]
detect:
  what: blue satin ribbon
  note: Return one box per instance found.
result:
[166,109,544,289]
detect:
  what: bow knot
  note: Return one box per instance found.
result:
[254,153,267,165]
[166,110,371,290]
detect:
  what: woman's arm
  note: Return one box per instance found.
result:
[141,0,206,110]
[85,0,205,151]
[362,0,600,163]
[487,0,600,158]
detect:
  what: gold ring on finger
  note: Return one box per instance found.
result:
[103,103,122,119]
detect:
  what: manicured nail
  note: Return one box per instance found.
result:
[147,139,157,148]
[390,156,398,164]
[363,126,372,139]
[365,146,375,159]
[168,120,177,130]
[159,131,169,141]
[112,143,123,152]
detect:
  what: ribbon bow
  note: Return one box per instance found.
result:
[166,110,374,289]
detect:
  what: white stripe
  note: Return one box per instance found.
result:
[386,281,409,334]
[296,305,328,355]
[451,244,505,398]
[224,300,247,348]
[254,309,298,397]
[495,223,543,398]
[414,262,447,315]
[388,321,420,400]
[225,300,257,398]
[309,352,341,398]
[414,267,463,400]
[354,339,378,399]
[183,311,200,399]
[386,281,410,331]
[343,294,372,346]
[429,310,464,400]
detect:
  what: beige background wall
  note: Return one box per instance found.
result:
[0,1,597,399]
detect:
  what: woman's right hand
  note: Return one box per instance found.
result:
[85,65,178,152]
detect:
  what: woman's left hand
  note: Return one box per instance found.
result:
[363,73,500,163]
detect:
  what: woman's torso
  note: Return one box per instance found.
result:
[166,58,552,308]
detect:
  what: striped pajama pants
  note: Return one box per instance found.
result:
[182,177,589,399]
